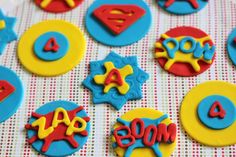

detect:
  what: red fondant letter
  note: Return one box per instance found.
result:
[156,123,176,143]
[208,101,226,119]
[143,125,157,147]
[105,69,123,86]
[44,38,60,52]
[113,126,135,148]
[131,118,145,139]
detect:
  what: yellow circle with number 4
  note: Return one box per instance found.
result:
[180,81,236,147]
[18,20,86,76]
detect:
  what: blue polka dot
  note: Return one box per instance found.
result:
[197,95,236,130]
[34,32,69,61]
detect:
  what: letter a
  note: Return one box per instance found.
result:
[105,69,123,86]
[52,107,71,128]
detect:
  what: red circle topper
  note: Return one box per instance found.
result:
[35,0,84,13]
[155,26,215,77]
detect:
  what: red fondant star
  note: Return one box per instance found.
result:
[164,0,199,9]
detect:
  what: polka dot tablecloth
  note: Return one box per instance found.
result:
[0,0,236,156]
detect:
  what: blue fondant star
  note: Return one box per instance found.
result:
[0,10,17,55]
[83,52,149,110]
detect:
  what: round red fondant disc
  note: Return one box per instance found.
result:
[35,0,83,13]
[155,26,215,77]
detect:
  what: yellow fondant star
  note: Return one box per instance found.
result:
[94,62,133,95]
[0,20,6,30]
[40,0,76,8]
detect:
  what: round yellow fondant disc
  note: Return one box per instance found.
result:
[18,20,86,76]
[180,81,236,146]
[112,108,176,157]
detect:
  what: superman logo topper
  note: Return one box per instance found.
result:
[85,0,152,46]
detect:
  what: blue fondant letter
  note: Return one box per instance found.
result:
[180,37,196,54]
[194,43,215,60]
[162,38,179,59]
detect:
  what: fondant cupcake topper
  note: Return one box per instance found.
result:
[155,26,216,77]
[112,108,177,157]
[164,0,199,9]
[0,66,24,123]
[18,20,86,76]
[83,52,149,110]
[227,28,236,66]
[181,81,236,147]
[157,0,208,15]
[93,4,146,35]
[25,101,90,156]
[34,0,84,13]
[85,0,152,46]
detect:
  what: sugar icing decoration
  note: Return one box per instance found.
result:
[40,0,76,8]
[25,101,90,156]
[0,80,15,102]
[34,0,84,13]
[157,0,208,15]
[44,38,59,52]
[112,108,176,157]
[94,62,133,95]
[34,32,69,61]
[18,20,86,76]
[227,28,236,66]
[113,118,176,156]
[197,95,236,130]
[0,20,6,29]
[155,26,215,77]
[208,101,226,119]
[164,0,199,9]
[0,66,24,123]
[93,5,146,35]
[0,10,17,55]
[181,81,236,146]
[85,0,151,46]
[83,52,149,110]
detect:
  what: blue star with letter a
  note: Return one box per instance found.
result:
[83,52,149,110]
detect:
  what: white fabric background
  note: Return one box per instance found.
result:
[0,0,236,156]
